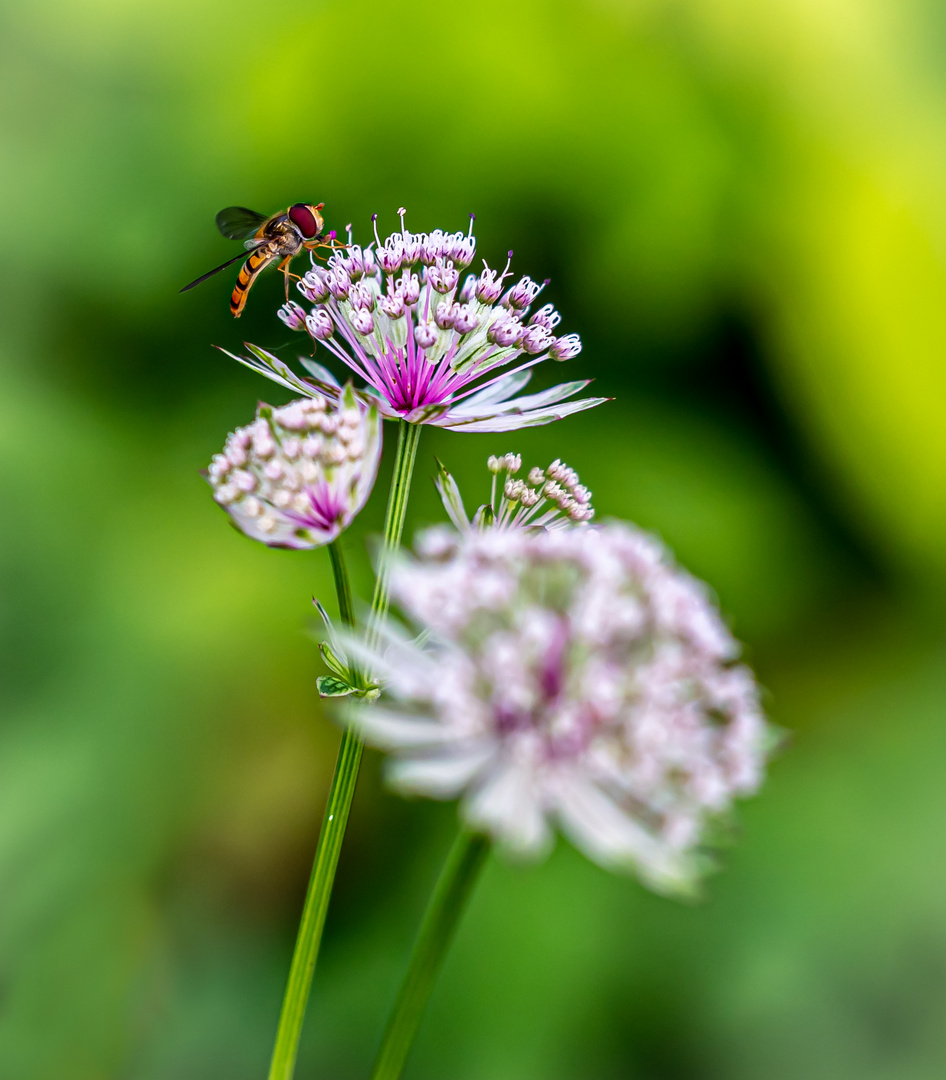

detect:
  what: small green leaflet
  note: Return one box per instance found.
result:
[316,675,358,698]
[316,675,380,701]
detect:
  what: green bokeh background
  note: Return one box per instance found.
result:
[2,0,946,1076]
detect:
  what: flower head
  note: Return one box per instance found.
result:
[435,453,594,532]
[348,524,772,894]
[206,384,380,549]
[224,210,609,433]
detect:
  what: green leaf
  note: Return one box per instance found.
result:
[318,640,349,679]
[316,675,382,701]
[317,675,358,698]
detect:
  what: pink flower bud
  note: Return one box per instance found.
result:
[278,300,308,331]
[306,310,334,340]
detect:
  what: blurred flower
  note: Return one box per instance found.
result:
[227,209,609,433]
[347,524,771,893]
[206,384,380,549]
[435,452,594,532]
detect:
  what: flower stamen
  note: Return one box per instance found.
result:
[230,211,609,434]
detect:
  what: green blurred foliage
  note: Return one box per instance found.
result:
[1,0,945,1077]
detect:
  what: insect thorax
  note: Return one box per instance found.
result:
[266,217,306,257]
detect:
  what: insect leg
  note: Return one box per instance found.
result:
[277,255,303,302]
[310,236,348,254]
[278,256,292,302]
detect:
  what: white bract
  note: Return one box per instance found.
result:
[207,385,380,549]
[348,524,771,894]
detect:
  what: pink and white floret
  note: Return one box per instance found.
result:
[223,209,608,433]
[345,523,772,894]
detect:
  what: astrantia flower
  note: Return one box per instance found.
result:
[224,209,609,433]
[207,384,380,549]
[436,452,594,532]
[347,524,771,894]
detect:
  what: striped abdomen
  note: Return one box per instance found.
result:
[231,244,278,318]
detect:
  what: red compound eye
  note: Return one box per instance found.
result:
[289,204,320,239]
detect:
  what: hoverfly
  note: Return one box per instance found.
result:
[181,203,330,317]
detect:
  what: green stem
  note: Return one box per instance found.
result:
[370,831,491,1080]
[266,422,423,1080]
[327,539,356,629]
[369,420,422,643]
[267,726,363,1080]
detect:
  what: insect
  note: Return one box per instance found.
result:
[181,203,330,317]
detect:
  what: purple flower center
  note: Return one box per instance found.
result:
[539,617,569,701]
[286,482,346,532]
[493,617,592,759]
[326,311,504,416]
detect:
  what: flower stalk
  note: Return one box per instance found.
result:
[370,419,422,638]
[266,422,422,1080]
[370,830,491,1080]
[266,732,363,1080]
[327,540,356,629]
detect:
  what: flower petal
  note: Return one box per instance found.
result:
[434,460,470,531]
[463,757,552,857]
[350,706,456,749]
[298,355,341,387]
[337,622,441,689]
[482,380,592,415]
[438,395,610,433]
[448,370,534,413]
[245,343,327,398]
[554,774,694,893]
[388,742,497,799]
[216,345,309,396]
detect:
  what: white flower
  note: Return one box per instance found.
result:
[206,384,380,549]
[435,452,594,532]
[221,209,609,433]
[346,524,772,894]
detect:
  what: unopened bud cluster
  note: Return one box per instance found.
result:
[207,388,380,549]
[288,232,577,364]
[489,453,593,528]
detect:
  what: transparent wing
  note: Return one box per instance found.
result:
[215,206,270,240]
